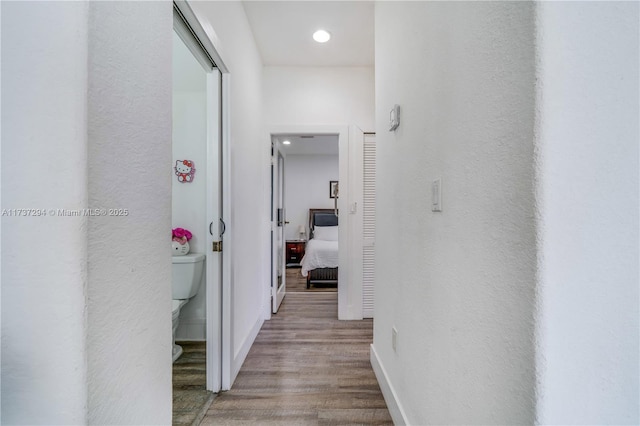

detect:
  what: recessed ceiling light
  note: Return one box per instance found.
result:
[313,30,331,43]
[282,140,291,145]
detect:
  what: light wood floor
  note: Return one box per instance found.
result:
[200,292,392,425]
[173,342,213,425]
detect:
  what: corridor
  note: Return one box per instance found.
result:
[201,293,392,425]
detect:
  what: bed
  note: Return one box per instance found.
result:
[301,208,339,288]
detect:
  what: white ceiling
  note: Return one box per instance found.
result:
[274,135,339,155]
[242,1,374,67]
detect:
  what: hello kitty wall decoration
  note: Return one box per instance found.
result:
[175,160,195,183]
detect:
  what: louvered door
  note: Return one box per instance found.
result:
[362,134,376,318]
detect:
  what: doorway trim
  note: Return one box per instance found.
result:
[265,125,363,320]
[173,0,233,392]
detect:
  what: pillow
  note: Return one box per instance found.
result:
[313,225,338,241]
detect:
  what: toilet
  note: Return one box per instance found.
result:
[172,252,205,362]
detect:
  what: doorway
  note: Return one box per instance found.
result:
[172,0,232,396]
[269,129,346,317]
[280,135,340,295]
[268,126,374,321]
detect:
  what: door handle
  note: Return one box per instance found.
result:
[220,218,226,236]
[209,221,213,236]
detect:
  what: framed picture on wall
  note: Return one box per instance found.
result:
[329,181,339,199]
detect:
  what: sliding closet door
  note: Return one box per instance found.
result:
[362,133,376,318]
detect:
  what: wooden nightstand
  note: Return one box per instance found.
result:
[285,240,306,267]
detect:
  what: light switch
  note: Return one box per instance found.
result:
[432,178,442,212]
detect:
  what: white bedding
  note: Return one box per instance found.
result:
[300,238,339,277]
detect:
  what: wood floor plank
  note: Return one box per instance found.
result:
[201,293,392,425]
[173,341,214,426]
[286,268,337,293]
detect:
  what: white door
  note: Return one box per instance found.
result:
[205,67,223,391]
[271,143,286,313]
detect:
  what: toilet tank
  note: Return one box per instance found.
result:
[172,253,205,299]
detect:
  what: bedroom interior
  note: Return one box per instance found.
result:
[278,135,340,294]
[270,128,375,321]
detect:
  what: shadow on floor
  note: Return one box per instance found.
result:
[173,341,215,426]
[286,267,337,293]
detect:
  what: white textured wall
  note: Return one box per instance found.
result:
[172,33,208,339]
[1,2,89,423]
[2,2,173,423]
[86,2,173,424]
[373,2,537,424]
[263,67,374,131]
[534,2,639,424]
[173,35,208,257]
[284,155,339,240]
[189,1,267,370]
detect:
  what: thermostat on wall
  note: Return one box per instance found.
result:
[389,104,400,131]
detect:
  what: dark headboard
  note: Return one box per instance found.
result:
[308,208,338,239]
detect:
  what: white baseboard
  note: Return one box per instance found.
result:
[370,344,409,426]
[263,291,271,321]
[231,315,264,385]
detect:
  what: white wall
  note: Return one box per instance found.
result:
[263,66,374,321]
[263,67,374,131]
[172,33,208,340]
[172,33,208,257]
[86,2,173,424]
[373,2,537,424]
[189,1,267,380]
[2,2,173,424]
[534,2,639,424]
[285,155,339,240]
[1,2,89,423]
